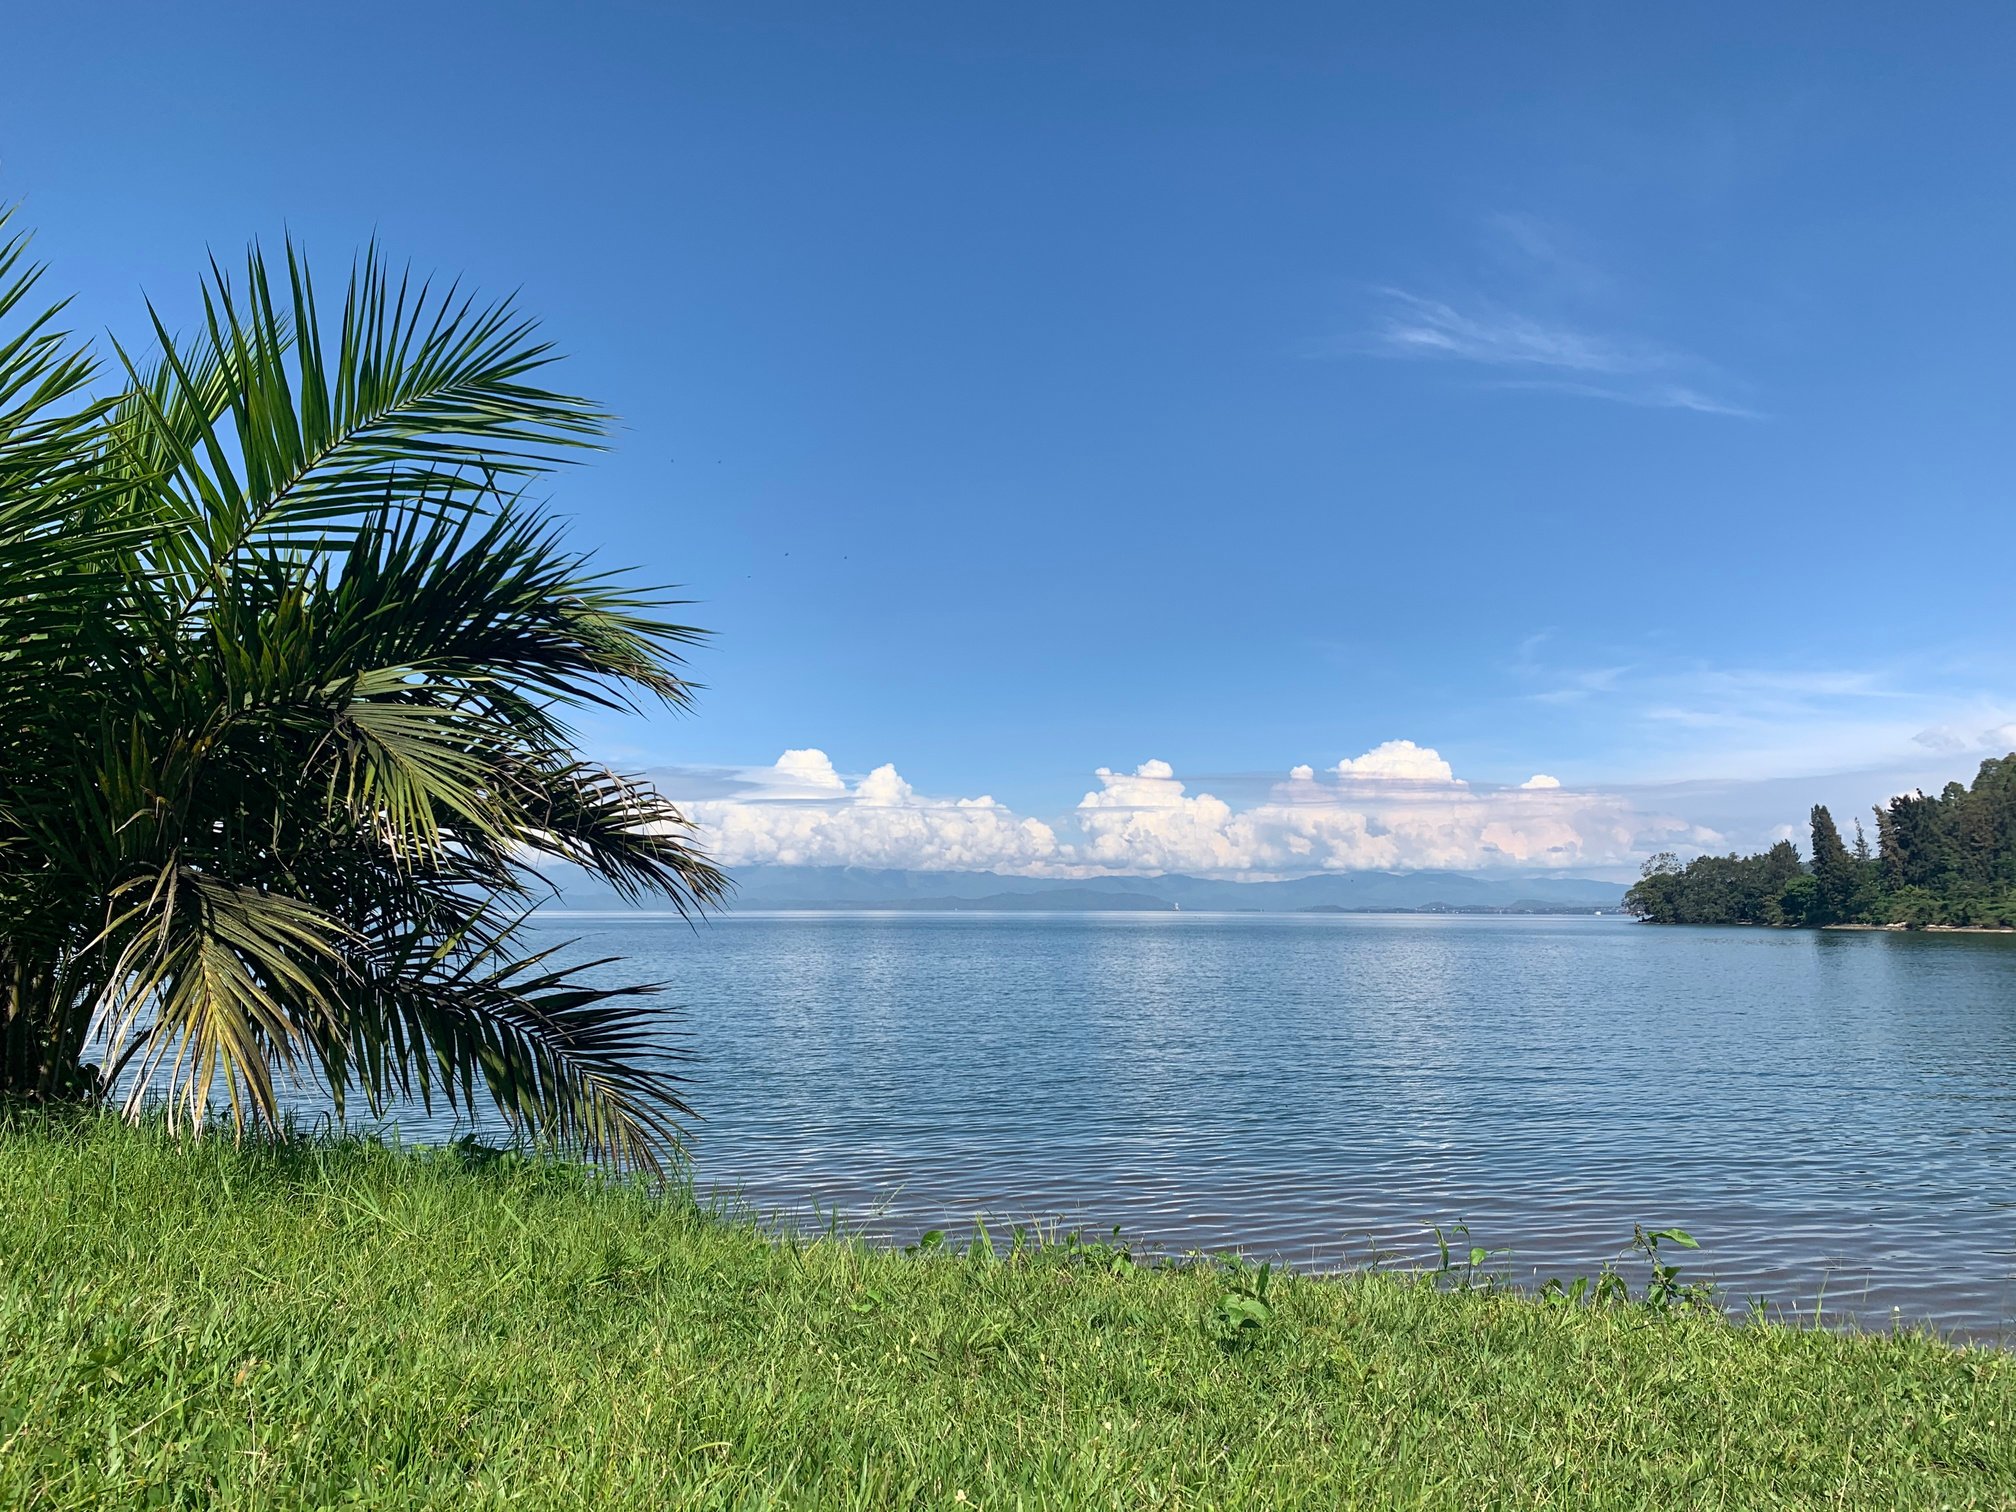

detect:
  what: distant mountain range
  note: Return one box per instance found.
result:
[537,864,1626,914]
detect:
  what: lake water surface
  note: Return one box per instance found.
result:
[446,912,2016,1335]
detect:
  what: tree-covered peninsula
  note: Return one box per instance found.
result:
[1625,754,2016,928]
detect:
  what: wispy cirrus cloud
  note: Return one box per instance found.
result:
[1370,290,1759,417]
[1511,647,2016,785]
[1487,377,1761,418]
[1361,213,1759,417]
[1374,290,1654,374]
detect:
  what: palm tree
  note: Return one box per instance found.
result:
[0,213,726,1171]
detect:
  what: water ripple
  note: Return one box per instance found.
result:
[398,912,2016,1337]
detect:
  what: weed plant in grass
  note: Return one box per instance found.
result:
[2,1117,2011,1508]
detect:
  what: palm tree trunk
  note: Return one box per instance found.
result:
[0,951,97,1103]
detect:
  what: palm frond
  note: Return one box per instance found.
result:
[0,208,102,511]
[337,919,693,1175]
[108,238,606,609]
[0,210,117,661]
[508,760,729,912]
[100,870,350,1135]
[324,500,707,718]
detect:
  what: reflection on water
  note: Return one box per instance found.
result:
[381,912,2016,1337]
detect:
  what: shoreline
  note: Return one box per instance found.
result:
[1631,919,2016,934]
[1822,922,2016,934]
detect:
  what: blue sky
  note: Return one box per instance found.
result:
[9,4,2015,877]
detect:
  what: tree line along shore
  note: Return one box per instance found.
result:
[1625,754,2016,929]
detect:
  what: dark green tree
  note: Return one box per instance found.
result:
[1756,839,1805,925]
[1623,853,1684,923]
[1871,759,2016,925]
[1807,805,1860,925]
[1778,873,1819,926]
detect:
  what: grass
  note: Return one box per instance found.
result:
[2,1119,2012,1509]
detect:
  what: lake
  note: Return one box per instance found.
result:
[439,912,2016,1336]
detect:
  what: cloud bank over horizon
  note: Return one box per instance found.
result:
[666,742,1722,880]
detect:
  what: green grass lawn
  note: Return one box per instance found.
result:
[2,1119,2011,1509]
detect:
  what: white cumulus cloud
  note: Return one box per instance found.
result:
[1073,760,1251,875]
[678,750,1061,873]
[766,747,850,794]
[662,743,1707,879]
[1334,739,1460,784]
